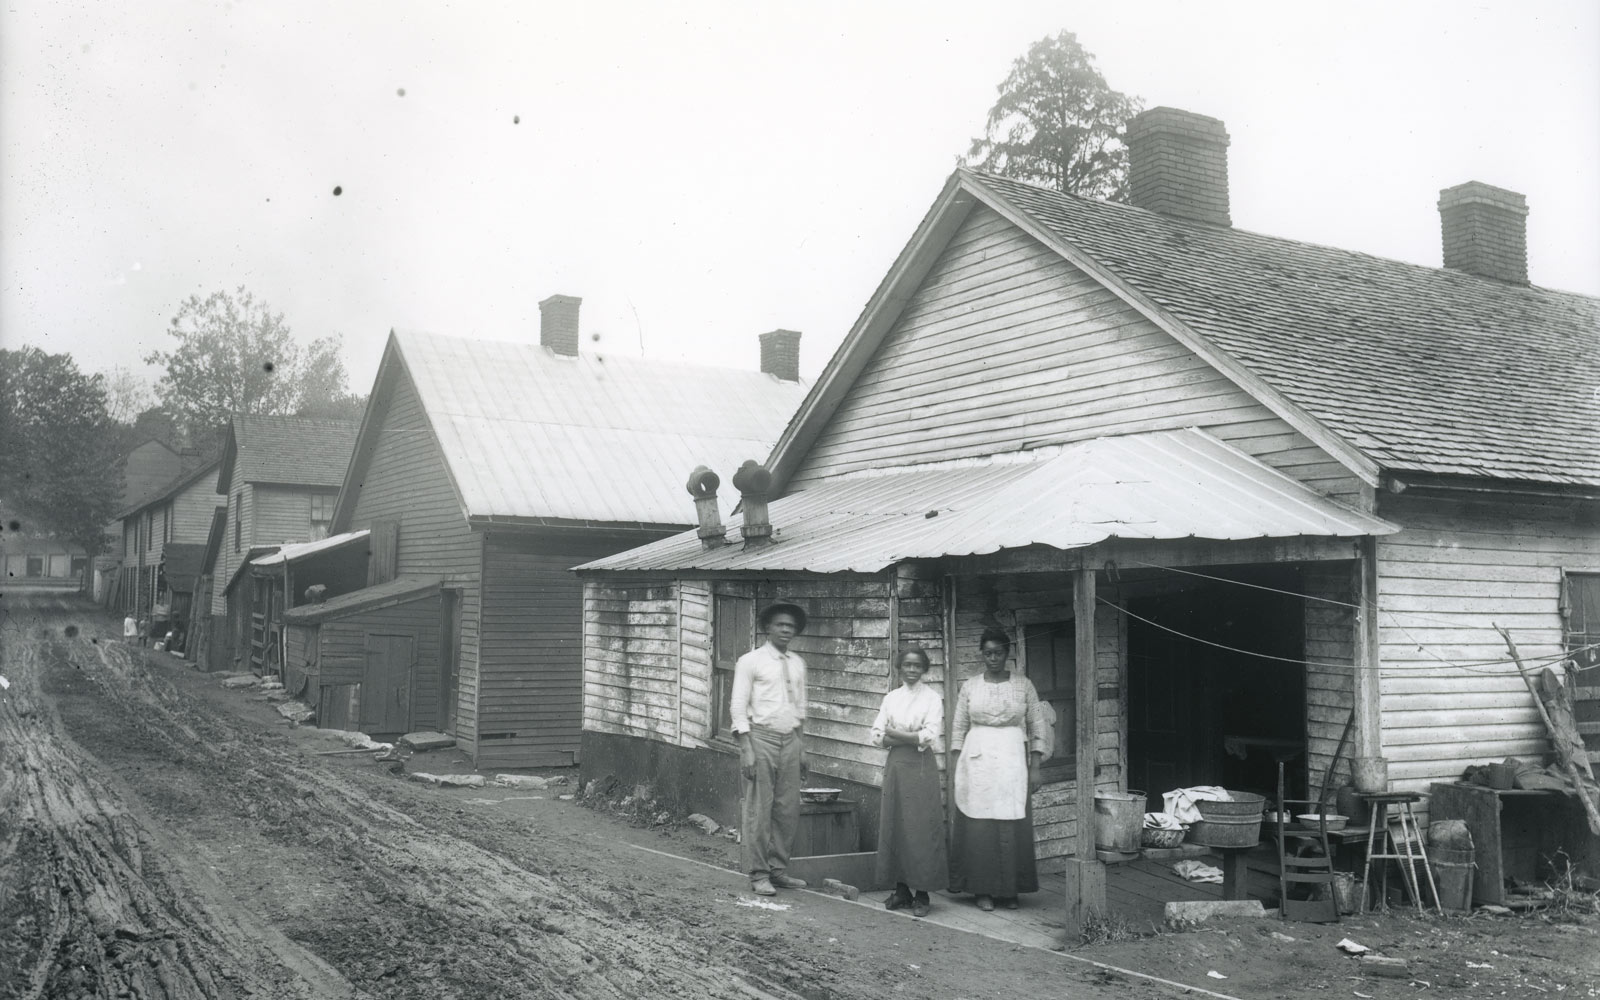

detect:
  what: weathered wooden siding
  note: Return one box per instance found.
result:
[480,534,633,768]
[583,575,896,785]
[678,580,714,743]
[953,571,1124,871]
[170,470,223,541]
[252,487,334,546]
[766,577,895,788]
[345,368,481,748]
[1303,562,1358,793]
[790,205,1361,501]
[316,595,442,730]
[585,581,680,743]
[1375,492,1600,795]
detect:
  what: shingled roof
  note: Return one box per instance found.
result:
[963,170,1600,487]
[217,414,359,492]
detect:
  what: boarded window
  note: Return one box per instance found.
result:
[1022,619,1076,778]
[1565,573,1600,758]
[712,594,753,739]
[26,555,43,577]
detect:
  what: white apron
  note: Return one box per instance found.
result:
[954,724,1029,820]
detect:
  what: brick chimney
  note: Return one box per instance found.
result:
[1125,107,1231,227]
[538,294,582,356]
[1438,182,1528,285]
[758,329,801,381]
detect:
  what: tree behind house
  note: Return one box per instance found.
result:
[0,347,123,560]
[965,31,1142,201]
[144,286,363,447]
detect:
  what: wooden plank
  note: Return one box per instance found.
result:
[1074,567,1096,861]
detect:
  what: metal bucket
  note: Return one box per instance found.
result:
[1332,872,1362,914]
[1190,793,1265,847]
[1352,757,1389,794]
[1432,860,1475,912]
[1094,790,1146,852]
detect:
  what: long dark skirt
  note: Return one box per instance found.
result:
[873,745,950,890]
[948,803,1038,896]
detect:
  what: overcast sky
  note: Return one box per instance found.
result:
[3,1,1597,397]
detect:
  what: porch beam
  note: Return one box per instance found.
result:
[941,536,1361,578]
[1066,566,1106,940]
[1353,536,1383,759]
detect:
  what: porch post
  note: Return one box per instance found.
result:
[1353,537,1383,759]
[1064,566,1106,941]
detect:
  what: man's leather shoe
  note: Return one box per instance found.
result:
[750,877,777,896]
[769,873,807,889]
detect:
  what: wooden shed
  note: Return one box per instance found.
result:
[284,577,446,736]
[577,108,1600,925]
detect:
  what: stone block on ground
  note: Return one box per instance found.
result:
[494,774,549,789]
[276,701,315,724]
[1360,955,1410,978]
[1163,900,1268,928]
[399,731,456,752]
[820,878,860,901]
[220,675,257,689]
[410,772,484,788]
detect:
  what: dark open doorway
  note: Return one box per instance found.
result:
[1126,565,1307,812]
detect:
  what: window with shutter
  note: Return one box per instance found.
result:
[712,592,754,740]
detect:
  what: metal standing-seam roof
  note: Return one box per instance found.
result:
[579,428,1397,574]
[965,171,1600,486]
[393,330,810,525]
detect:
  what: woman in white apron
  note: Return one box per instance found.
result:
[949,627,1049,911]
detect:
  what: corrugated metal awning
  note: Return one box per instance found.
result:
[578,429,1398,574]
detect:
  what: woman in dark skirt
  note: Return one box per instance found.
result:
[948,627,1049,911]
[871,646,948,918]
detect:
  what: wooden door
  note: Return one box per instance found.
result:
[362,633,415,735]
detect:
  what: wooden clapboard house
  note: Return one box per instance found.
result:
[320,297,809,764]
[110,458,221,627]
[201,414,360,673]
[577,108,1600,918]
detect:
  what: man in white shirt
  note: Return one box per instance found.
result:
[731,602,810,896]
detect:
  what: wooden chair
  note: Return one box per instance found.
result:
[1275,761,1340,923]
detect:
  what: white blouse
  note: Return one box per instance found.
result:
[870,683,945,754]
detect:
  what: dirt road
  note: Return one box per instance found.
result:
[2,594,1148,1000]
[3,592,1596,1000]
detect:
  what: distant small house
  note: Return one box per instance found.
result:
[1,508,87,588]
[318,296,809,758]
[198,414,359,673]
[576,108,1600,913]
[109,459,221,621]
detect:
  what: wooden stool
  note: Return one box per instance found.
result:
[1358,792,1440,914]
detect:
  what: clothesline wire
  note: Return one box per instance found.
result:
[1105,558,1600,673]
[1071,597,1597,675]
[1120,558,1578,635]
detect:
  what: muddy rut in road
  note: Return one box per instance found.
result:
[2,596,1113,1000]
[1,596,358,999]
